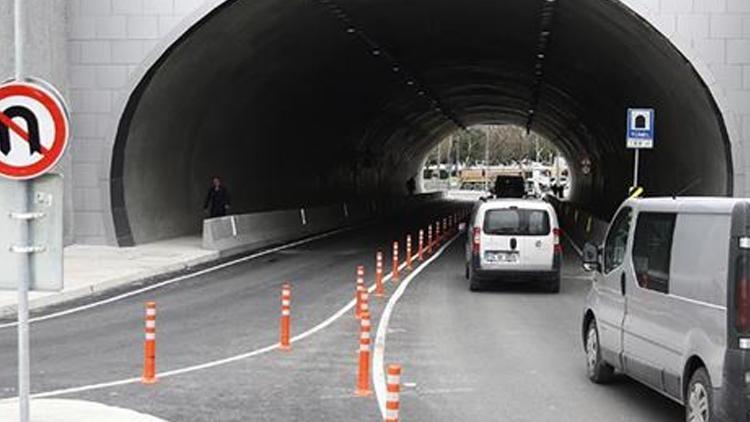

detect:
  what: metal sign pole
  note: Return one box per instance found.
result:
[13,189,31,422]
[633,148,640,188]
[13,1,31,421]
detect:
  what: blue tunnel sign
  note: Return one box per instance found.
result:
[626,108,655,149]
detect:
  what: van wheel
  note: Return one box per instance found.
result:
[468,267,481,291]
[686,368,712,422]
[585,320,614,383]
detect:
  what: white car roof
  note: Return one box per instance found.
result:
[477,198,553,212]
[623,196,750,214]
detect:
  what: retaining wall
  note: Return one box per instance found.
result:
[202,193,444,254]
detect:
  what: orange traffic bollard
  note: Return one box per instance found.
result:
[280,283,292,351]
[392,241,400,281]
[385,364,402,421]
[427,225,433,255]
[406,234,413,270]
[418,229,424,261]
[375,251,385,297]
[360,289,370,318]
[356,265,365,318]
[355,311,372,396]
[142,302,158,384]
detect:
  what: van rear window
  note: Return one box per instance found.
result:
[483,209,550,236]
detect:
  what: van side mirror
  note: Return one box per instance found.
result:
[582,242,601,272]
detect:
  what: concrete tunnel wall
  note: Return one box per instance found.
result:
[107,0,736,245]
[1,0,745,246]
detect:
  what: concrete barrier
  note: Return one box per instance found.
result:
[545,196,609,251]
[202,193,445,254]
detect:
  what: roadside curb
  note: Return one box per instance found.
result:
[0,398,170,422]
[0,215,383,323]
[0,251,220,320]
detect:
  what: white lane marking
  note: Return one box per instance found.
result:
[401,387,476,396]
[0,231,443,401]
[372,236,457,419]
[0,226,357,330]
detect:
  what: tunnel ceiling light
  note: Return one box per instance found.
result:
[312,0,466,131]
[527,0,558,133]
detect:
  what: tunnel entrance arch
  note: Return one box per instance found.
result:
[108,0,733,246]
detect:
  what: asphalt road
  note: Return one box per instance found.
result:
[0,203,684,421]
[0,204,462,421]
[384,238,684,422]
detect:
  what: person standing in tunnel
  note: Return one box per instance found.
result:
[204,177,231,218]
[406,176,416,196]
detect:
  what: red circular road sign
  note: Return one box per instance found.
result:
[0,80,69,180]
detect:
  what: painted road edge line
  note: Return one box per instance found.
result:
[373,235,458,418]
[0,231,443,401]
[0,226,357,330]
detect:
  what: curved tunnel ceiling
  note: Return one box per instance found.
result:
[111,0,732,245]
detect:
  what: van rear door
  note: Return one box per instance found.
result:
[481,207,553,270]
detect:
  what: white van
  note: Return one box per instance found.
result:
[582,197,750,422]
[465,198,562,292]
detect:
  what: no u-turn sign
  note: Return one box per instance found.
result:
[0,80,69,180]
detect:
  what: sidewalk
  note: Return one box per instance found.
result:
[0,236,218,318]
[0,399,169,421]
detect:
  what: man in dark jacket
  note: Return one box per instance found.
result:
[204,177,231,218]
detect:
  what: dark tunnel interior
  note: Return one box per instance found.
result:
[110,0,732,245]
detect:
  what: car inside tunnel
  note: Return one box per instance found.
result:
[110,0,732,246]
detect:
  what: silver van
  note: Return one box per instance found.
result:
[581,197,750,422]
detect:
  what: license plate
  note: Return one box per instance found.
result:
[486,251,518,263]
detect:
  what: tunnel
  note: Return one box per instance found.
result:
[109,0,732,246]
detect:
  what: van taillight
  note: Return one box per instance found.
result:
[553,228,562,253]
[736,256,750,333]
[472,227,481,255]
